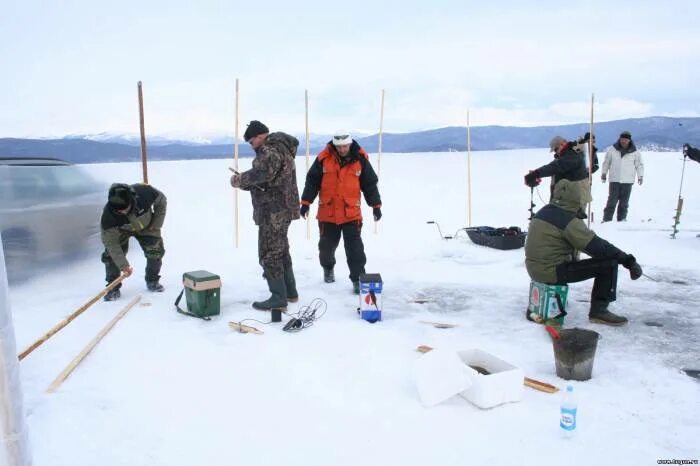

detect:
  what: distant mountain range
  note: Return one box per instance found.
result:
[1,116,698,164]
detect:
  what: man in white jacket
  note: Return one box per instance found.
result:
[601,131,644,222]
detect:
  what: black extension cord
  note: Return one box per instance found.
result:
[282,298,327,332]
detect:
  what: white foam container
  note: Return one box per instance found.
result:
[414,348,523,409]
[457,349,524,409]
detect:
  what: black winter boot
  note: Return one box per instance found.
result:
[252,276,288,311]
[589,299,628,326]
[147,281,165,292]
[323,268,335,283]
[104,288,121,301]
[352,281,360,295]
[284,266,298,303]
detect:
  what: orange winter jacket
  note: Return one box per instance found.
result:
[301,141,381,224]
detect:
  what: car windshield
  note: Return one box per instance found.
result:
[0,164,101,204]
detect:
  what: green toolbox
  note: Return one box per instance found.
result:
[175,270,221,320]
[527,280,568,326]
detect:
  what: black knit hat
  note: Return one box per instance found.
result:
[619,131,632,140]
[244,120,269,142]
[108,184,132,210]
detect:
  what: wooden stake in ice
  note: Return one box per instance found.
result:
[466,110,472,227]
[137,81,149,184]
[587,93,595,227]
[46,295,141,393]
[18,274,127,361]
[234,78,241,248]
[305,89,311,240]
[374,89,385,235]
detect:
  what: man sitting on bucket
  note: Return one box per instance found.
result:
[525,179,643,326]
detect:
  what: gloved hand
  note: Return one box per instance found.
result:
[524,170,541,188]
[621,254,643,280]
[230,174,241,188]
[299,204,309,219]
[373,207,382,221]
[601,174,607,183]
[683,144,690,157]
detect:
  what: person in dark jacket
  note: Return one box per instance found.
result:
[300,131,381,294]
[231,120,300,311]
[524,135,591,215]
[574,132,600,174]
[525,179,643,326]
[100,183,167,301]
[683,143,700,163]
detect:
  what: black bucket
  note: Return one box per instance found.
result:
[552,328,600,381]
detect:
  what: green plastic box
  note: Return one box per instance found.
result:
[182,270,221,318]
[527,280,568,325]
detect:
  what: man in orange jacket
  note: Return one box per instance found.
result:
[300,131,382,294]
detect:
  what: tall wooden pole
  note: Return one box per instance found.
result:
[375,89,385,234]
[47,295,141,393]
[587,93,594,227]
[466,110,472,227]
[234,79,240,248]
[378,89,385,177]
[18,275,126,361]
[305,90,311,240]
[137,81,149,184]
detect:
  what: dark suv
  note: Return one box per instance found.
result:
[0,157,106,280]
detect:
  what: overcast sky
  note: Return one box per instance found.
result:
[2,0,699,139]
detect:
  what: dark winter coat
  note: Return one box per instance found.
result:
[239,132,301,226]
[535,143,589,184]
[101,183,167,269]
[686,145,700,163]
[301,140,381,224]
[525,179,628,283]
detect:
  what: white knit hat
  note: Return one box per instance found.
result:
[332,130,352,146]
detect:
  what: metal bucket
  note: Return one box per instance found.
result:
[553,328,600,381]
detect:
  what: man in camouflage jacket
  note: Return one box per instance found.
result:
[525,179,643,326]
[100,183,167,301]
[231,120,300,311]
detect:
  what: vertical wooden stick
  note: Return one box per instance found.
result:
[137,81,149,184]
[378,89,385,177]
[18,275,127,361]
[305,89,311,240]
[234,78,240,248]
[375,89,385,234]
[46,295,141,393]
[466,110,472,227]
[587,93,594,227]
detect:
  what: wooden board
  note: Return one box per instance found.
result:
[419,321,458,329]
[229,321,263,335]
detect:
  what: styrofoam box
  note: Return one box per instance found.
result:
[457,349,524,409]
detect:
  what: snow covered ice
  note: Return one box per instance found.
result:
[7,149,700,465]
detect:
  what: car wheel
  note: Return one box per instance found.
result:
[1,229,36,282]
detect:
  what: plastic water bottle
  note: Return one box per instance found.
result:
[560,384,577,438]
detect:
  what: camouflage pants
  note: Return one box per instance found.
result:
[258,220,292,280]
[101,231,165,287]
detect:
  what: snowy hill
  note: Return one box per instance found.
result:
[1,117,699,164]
[6,149,700,465]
